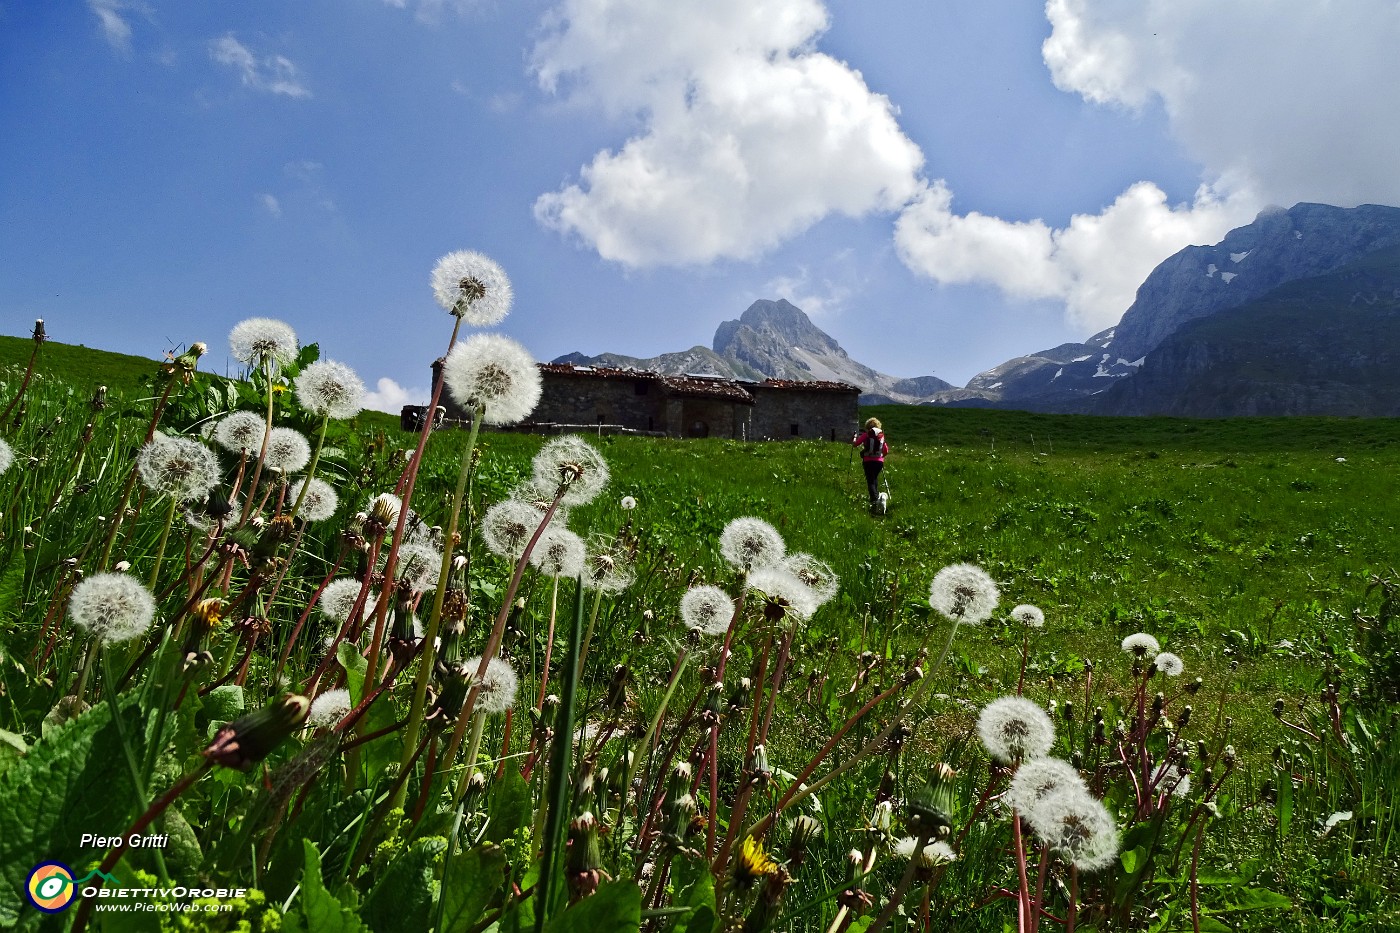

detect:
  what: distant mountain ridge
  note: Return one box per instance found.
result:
[555,299,952,403]
[926,202,1400,415]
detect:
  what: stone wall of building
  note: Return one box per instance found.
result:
[532,371,667,432]
[748,384,860,441]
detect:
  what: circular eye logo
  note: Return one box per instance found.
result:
[26,862,77,913]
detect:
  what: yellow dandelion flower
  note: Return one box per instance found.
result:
[734,836,778,887]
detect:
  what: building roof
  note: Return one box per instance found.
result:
[535,362,857,401]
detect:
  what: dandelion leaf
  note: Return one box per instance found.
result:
[485,760,530,844]
[284,839,369,933]
[438,844,506,933]
[361,835,446,933]
[0,697,144,928]
[542,880,640,933]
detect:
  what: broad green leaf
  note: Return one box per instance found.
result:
[543,881,641,933]
[1119,846,1145,875]
[0,697,148,928]
[284,839,369,933]
[1275,773,1293,838]
[202,685,245,726]
[340,641,369,705]
[1208,887,1292,913]
[439,845,507,933]
[486,761,531,844]
[680,870,716,933]
[0,729,27,779]
[362,836,447,933]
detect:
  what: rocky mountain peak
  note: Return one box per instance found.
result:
[713,299,841,357]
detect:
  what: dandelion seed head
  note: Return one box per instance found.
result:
[290,477,338,522]
[229,317,298,367]
[0,439,13,474]
[976,695,1056,764]
[719,517,785,573]
[1024,787,1119,873]
[1005,758,1087,814]
[441,334,542,426]
[893,837,957,867]
[583,540,634,593]
[462,656,519,715]
[482,499,544,560]
[779,553,839,606]
[214,411,267,453]
[746,566,818,622]
[1010,604,1045,628]
[1154,652,1184,677]
[1122,632,1161,658]
[319,578,371,624]
[263,427,311,474]
[929,563,999,624]
[529,525,586,578]
[532,436,609,506]
[680,584,735,637]
[620,495,637,511]
[430,250,513,325]
[1151,760,1192,798]
[295,360,365,420]
[393,542,443,593]
[68,572,157,645]
[137,434,221,501]
[306,689,352,729]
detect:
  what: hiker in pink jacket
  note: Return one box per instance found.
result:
[851,417,889,512]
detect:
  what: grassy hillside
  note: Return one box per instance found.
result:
[1,341,1397,930]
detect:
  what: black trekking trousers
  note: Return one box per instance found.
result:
[862,459,884,503]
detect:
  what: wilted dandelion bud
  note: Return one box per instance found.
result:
[32,318,47,342]
[751,744,772,787]
[605,664,630,711]
[929,563,1000,624]
[441,334,542,426]
[870,799,894,834]
[295,360,366,420]
[1197,739,1210,761]
[1062,700,1075,722]
[89,385,108,412]
[1178,705,1192,728]
[903,764,958,839]
[894,836,957,873]
[1152,692,1166,715]
[719,516,785,573]
[565,811,605,902]
[68,572,157,646]
[430,249,513,324]
[203,694,310,770]
[229,317,298,368]
[1272,698,1285,718]
[1223,745,1236,766]
[786,815,823,867]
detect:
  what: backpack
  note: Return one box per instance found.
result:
[862,430,883,458]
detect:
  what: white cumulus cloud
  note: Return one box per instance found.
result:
[209,35,311,98]
[361,378,427,414]
[530,0,925,266]
[895,180,1253,331]
[257,194,281,217]
[1042,0,1400,209]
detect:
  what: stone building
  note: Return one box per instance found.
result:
[411,361,860,441]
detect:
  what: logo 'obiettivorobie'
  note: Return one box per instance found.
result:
[25,863,120,914]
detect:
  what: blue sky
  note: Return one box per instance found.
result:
[4,0,1399,409]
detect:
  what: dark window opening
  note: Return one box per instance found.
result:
[597,413,605,424]
[634,382,649,395]
[790,423,800,436]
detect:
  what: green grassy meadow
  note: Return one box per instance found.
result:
[1,332,1398,931]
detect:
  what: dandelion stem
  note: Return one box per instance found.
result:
[866,833,928,933]
[451,711,489,805]
[238,357,278,526]
[147,496,179,590]
[535,576,585,930]
[400,404,483,795]
[289,414,329,520]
